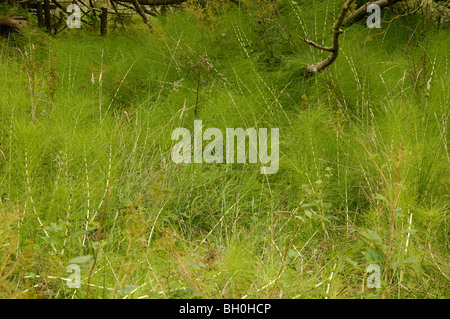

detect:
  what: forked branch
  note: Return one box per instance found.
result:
[299,0,354,75]
[299,0,404,75]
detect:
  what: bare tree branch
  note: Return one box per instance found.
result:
[342,0,404,27]
[299,0,406,75]
[301,0,355,75]
[297,35,334,52]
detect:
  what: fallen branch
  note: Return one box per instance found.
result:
[342,0,404,27]
[299,0,405,75]
[129,0,152,27]
[0,16,29,36]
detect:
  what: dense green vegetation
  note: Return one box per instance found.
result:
[0,0,448,299]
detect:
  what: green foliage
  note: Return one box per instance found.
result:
[0,0,448,299]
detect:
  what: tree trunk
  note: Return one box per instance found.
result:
[37,2,44,28]
[100,7,108,36]
[44,0,51,33]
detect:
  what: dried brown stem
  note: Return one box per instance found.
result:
[85,188,111,299]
